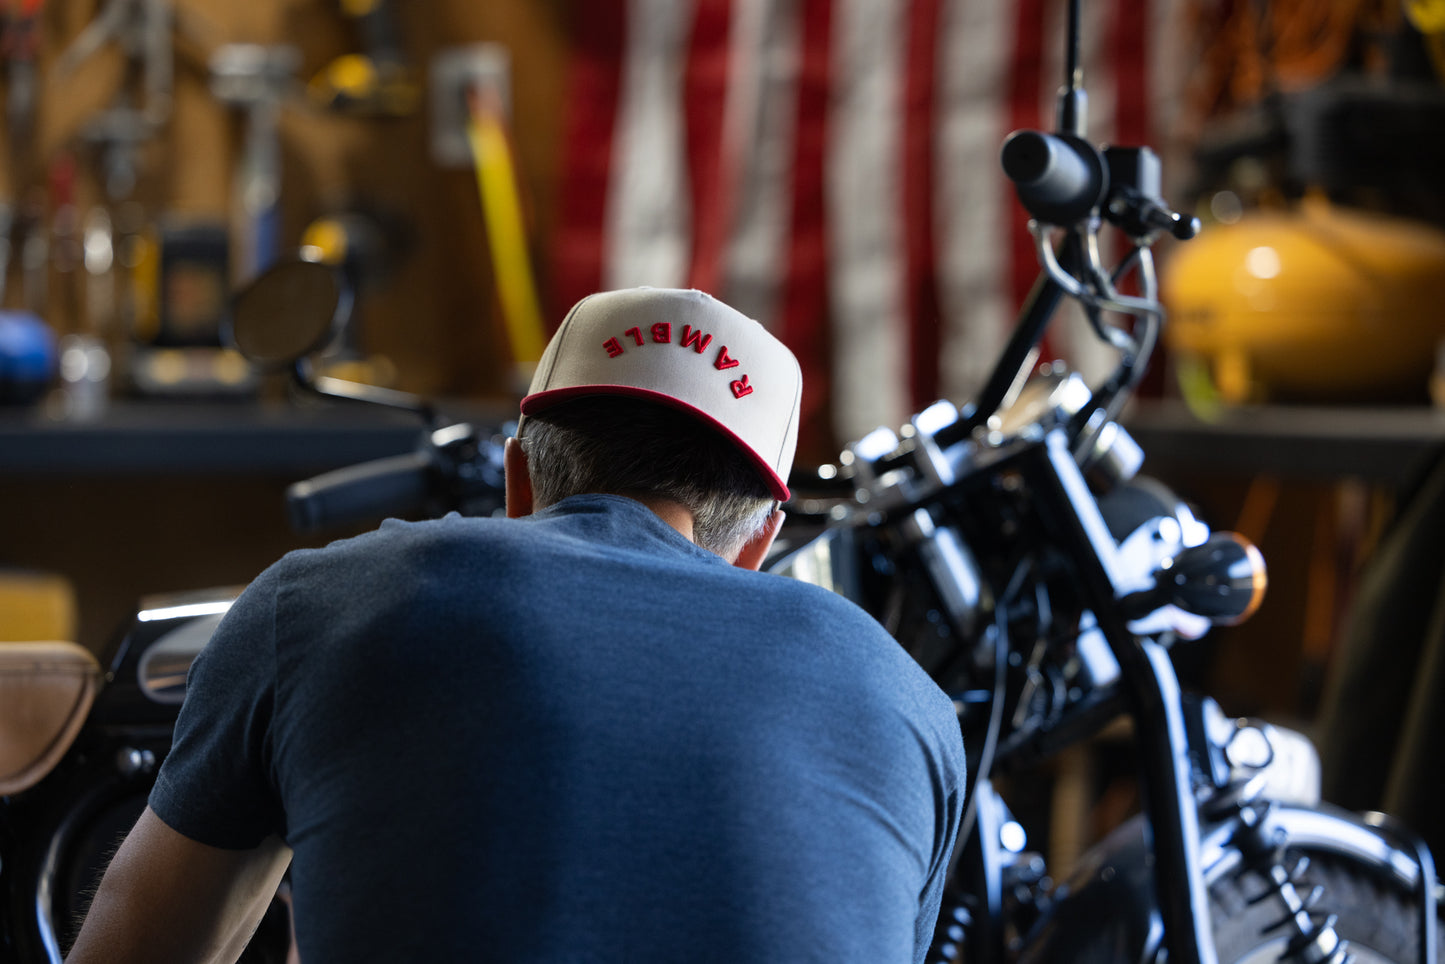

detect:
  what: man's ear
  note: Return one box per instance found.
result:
[504,437,534,518]
[731,507,785,572]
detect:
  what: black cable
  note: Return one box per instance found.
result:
[957,558,1031,842]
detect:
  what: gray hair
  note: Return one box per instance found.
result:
[520,397,775,559]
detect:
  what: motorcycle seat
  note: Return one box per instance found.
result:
[0,641,102,796]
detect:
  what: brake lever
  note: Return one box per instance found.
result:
[1032,220,1162,322]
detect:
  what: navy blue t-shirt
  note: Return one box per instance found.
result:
[151,494,965,963]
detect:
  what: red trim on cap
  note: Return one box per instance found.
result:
[520,385,791,502]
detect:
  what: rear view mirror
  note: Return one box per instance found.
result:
[226,259,352,371]
[228,256,430,421]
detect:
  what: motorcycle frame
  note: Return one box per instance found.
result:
[925,426,1217,964]
[917,408,1439,964]
[1013,431,1215,964]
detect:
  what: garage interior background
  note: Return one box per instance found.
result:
[3,0,1445,858]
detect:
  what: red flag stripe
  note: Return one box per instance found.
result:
[552,0,629,324]
[1112,0,1153,165]
[683,0,735,295]
[777,0,834,458]
[1007,0,1048,333]
[903,0,944,410]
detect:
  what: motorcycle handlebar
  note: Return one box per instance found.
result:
[1001,129,1107,225]
[287,451,434,533]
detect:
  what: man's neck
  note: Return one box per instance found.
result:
[629,494,696,545]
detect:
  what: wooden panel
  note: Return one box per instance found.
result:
[1,0,571,399]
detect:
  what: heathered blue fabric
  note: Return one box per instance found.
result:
[150,494,965,963]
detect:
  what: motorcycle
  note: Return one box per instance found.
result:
[768,5,1443,962]
[770,144,1443,958]
[4,5,1439,960]
[0,587,298,963]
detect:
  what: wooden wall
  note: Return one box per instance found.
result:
[1,0,572,400]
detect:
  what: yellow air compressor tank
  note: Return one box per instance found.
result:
[1161,195,1445,404]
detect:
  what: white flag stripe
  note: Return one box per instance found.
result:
[936,0,1015,407]
[722,0,800,329]
[827,0,911,441]
[606,0,694,291]
[1151,0,1195,203]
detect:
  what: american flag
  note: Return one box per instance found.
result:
[548,0,1193,461]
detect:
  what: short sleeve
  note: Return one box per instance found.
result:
[148,563,285,849]
[914,781,963,963]
[913,689,966,964]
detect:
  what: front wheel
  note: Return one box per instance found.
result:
[1009,807,1439,964]
[1212,852,1441,964]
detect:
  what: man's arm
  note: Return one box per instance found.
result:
[66,806,292,964]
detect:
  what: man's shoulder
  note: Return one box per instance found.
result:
[267,514,525,584]
[739,572,925,671]
[746,568,888,631]
[753,573,960,726]
[301,513,514,554]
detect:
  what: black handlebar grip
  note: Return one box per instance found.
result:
[286,451,434,532]
[1001,129,1107,224]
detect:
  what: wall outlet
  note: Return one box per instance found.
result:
[429,44,511,168]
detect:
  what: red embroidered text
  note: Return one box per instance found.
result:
[680,325,712,353]
[601,324,758,402]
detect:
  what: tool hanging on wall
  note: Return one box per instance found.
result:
[210,43,300,285]
[1405,0,1445,80]
[308,0,417,117]
[1,0,45,148]
[52,0,173,200]
[126,217,256,398]
[450,46,547,391]
[47,154,80,323]
[41,153,111,418]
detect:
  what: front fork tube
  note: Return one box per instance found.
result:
[1031,432,1217,964]
[1128,638,1215,964]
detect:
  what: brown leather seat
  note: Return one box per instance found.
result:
[0,641,102,796]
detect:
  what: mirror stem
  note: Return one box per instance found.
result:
[295,358,437,425]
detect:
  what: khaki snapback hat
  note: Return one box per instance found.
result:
[519,287,803,501]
